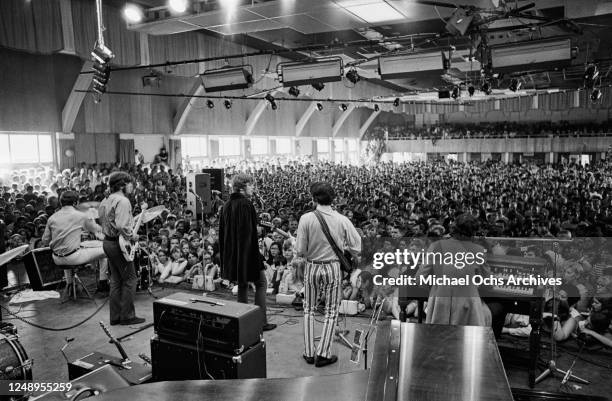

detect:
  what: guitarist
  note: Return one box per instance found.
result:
[98,172,145,326]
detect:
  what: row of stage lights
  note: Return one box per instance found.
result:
[123,0,246,24]
[203,96,396,111]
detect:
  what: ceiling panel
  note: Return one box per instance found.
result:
[185,8,265,28]
[270,15,335,34]
[207,19,285,35]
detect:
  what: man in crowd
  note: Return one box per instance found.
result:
[98,172,145,326]
[296,181,361,367]
[219,173,276,331]
[41,190,106,292]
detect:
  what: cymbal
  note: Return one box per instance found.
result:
[0,245,29,266]
[140,206,167,224]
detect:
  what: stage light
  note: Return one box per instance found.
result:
[467,85,475,96]
[201,65,253,93]
[288,86,300,97]
[207,100,214,109]
[91,45,114,101]
[374,104,380,112]
[123,3,144,24]
[278,57,343,87]
[224,99,232,109]
[590,88,602,102]
[393,98,400,107]
[311,82,325,91]
[339,103,348,111]
[316,103,323,111]
[265,93,277,110]
[168,0,189,13]
[91,45,113,64]
[584,64,599,89]
[451,86,460,99]
[346,68,360,85]
[509,78,521,92]
[480,82,492,95]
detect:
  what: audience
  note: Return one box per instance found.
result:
[1,150,612,345]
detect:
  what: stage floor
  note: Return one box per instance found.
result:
[2,274,611,399]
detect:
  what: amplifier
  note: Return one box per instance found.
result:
[151,336,266,381]
[153,292,263,354]
[22,247,64,291]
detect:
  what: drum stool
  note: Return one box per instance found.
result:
[62,265,95,302]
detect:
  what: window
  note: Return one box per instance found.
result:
[219,137,240,156]
[317,139,329,153]
[275,138,291,154]
[333,139,344,152]
[250,138,268,155]
[0,133,53,165]
[181,136,207,158]
[348,139,358,152]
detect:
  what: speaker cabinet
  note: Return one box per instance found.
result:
[151,337,266,381]
[186,173,211,215]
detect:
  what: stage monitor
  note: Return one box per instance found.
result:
[22,247,64,291]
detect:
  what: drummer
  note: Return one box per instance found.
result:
[40,191,106,287]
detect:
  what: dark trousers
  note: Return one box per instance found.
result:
[237,270,268,324]
[103,239,137,322]
[486,300,508,339]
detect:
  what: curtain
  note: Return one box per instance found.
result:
[119,139,135,166]
[168,138,182,171]
[0,0,63,54]
[58,139,76,171]
[71,0,140,66]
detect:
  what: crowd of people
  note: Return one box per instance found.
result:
[366,121,612,141]
[1,153,612,346]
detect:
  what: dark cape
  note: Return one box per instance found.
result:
[219,192,263,283]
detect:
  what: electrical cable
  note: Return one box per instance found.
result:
[0,298,108,332]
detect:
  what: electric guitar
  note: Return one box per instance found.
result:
[119,204,148,262]
[99,321,130,364]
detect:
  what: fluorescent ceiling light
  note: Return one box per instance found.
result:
[339,0,405,23]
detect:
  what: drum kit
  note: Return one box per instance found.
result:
[0,203,168,395]
[0,245,33,399]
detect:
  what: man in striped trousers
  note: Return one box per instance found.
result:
[296,182,361,367]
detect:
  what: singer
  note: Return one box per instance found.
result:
[219,173,276,331]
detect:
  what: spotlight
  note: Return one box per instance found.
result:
[91,45,114,64]
[467,85,475,96]
[91,45,114,100]
[451,86,460,100]
[224,99,232,109]
[123,3,144,24]
[311,82,325,91]
[584,63,599,89]
[316,103,323,111]
[374,104,380,112]
[509,78,521,92]
[591,88,602,102]
[206,100,214,109]
[480,82,492,95]
[288,86,300,97]
[393,98,400,107]
[345,69,360,85]
[265,93,277,110]
[339,103,348,111]
[168,0,189,13]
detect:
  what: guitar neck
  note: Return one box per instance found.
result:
[100,322,130,361]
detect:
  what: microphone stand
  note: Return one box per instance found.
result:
[190,190,207,289]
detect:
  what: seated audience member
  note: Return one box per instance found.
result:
[151,249,170,278]
[158,247,188,283]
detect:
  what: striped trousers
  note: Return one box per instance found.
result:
[303,261,342,359]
